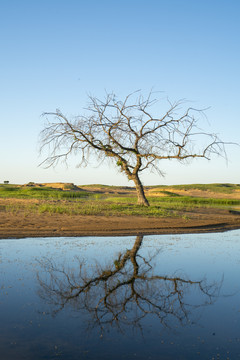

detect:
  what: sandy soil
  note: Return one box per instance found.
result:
[1,205,240,239]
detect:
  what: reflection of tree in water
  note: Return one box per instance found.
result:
[37,235,220,333]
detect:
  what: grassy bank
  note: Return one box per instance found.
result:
[150,183,240,193]
[1,183,240,218]
[0,185,91,199]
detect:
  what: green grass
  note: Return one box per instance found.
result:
[80,182,240,195]
[149,195,240,207]
[19,195,240,218]
[0,185,92,199]
[1,183,240,218]
[162,183,240,193]
[33,200,172,217]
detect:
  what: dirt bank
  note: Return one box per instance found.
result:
[1,207,240,239]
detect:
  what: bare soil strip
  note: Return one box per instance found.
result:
[1,207,240,239]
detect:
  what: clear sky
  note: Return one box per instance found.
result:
[0,0,239,186]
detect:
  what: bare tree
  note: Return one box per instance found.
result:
[37,235,220,334]
[40,91,225,206]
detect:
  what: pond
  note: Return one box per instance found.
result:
[0,230,240,359]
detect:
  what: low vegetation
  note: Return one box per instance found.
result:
[1,182,240,218]
[157,183,240,193]
[0,185,91,199]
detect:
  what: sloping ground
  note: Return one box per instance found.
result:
[19,182,240,197]
[79,184,136,194]
[147,188,240,199]
[36,183,240,198]
[29,182,82,191]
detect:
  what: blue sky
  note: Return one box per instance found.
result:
[0,0,239,186]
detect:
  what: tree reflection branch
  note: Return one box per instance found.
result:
[37,235,221,333]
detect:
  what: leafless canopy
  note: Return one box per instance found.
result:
[40,91,225,205]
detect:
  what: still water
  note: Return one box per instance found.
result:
[0,230,240,359]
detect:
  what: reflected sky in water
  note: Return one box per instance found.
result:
[0,230,240,359]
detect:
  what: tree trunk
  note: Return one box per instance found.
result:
[130,235,143,276]
[132,175,149,206]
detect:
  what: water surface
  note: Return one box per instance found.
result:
[1,230,240,359]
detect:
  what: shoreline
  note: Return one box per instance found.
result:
[1,226,240,239]
[1,208,240,239]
